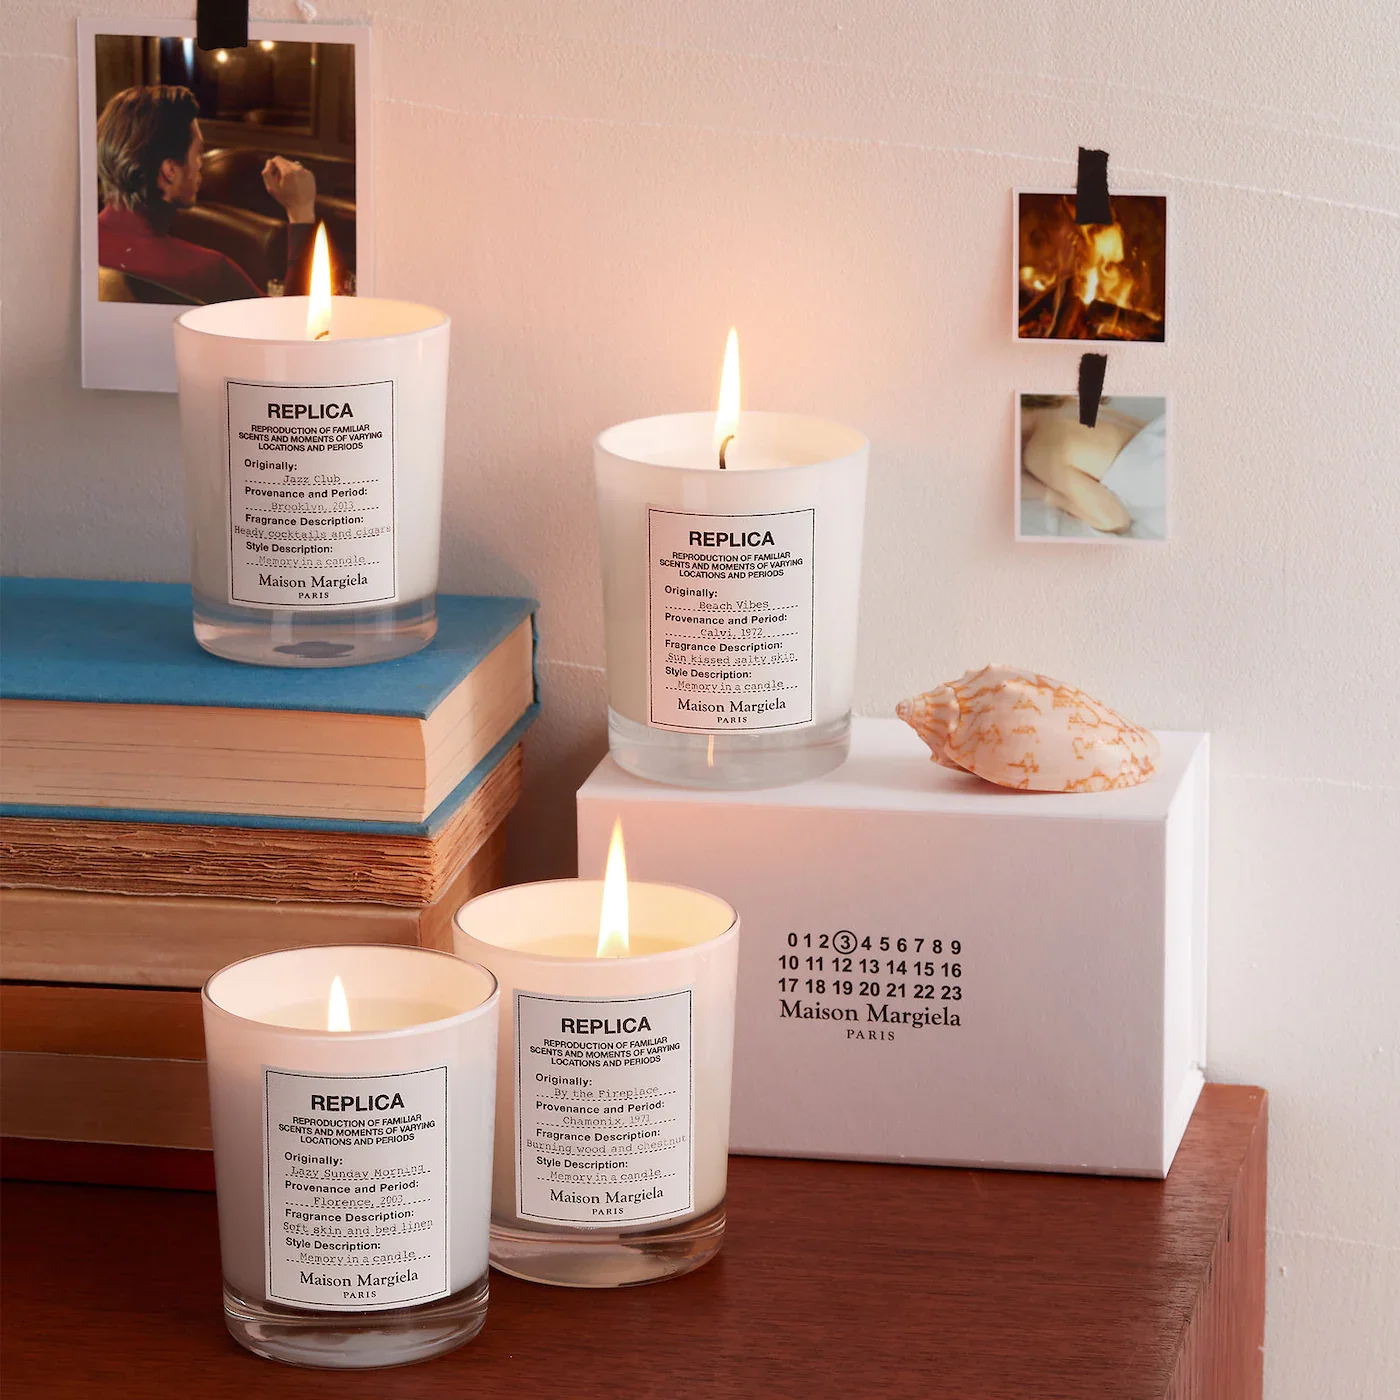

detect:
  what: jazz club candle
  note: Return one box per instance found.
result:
[175,227,449,668]
[453,821,739,1287]
[594,330,869,788]
[202,944,497,1369]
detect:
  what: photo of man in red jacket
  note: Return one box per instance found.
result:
[96,84,316,304]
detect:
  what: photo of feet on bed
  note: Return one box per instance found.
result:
[1017,394,1168,542]
[91,32,358,306]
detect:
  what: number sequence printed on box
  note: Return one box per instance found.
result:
[263,1067,449,1311]
[515,990,694,1227]
[777,930,965,1039]
[226,379,396,608]
[648,507,815,732]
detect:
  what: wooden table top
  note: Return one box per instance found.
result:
[1,1084,1265,1400]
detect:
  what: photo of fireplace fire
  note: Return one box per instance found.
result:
[1015,193,1167,343]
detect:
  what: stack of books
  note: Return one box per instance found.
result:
[0,578,538,1187]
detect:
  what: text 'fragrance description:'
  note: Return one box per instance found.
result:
[227,380,396,608]
[515,990,694,1226]
[263,1067,449,1311]
[648,508,815,732]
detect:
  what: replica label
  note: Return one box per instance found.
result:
[263,1066,449,1312]
[647,507,815,732]
[226,379,396,609]
[515,990,694,1227]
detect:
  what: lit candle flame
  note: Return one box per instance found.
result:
[327,975,351,1032]
[596,818,629,958]
[713,327,740,468]
[306,223,332,341]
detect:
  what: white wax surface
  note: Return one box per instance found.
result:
[262,998,461,1031]
[519,932,696,959]
[594,411,868,728]
[174,297,449,612]
[179,296,444,343]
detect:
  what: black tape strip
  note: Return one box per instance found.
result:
[197,0,249,52]
[1078,353,1108,428]
[1075,147,1111,225]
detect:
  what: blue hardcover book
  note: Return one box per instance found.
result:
[0,578,539,833]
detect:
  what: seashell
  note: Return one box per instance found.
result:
[896,665,1160,792]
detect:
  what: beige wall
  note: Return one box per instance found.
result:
[2,3,1398,1391]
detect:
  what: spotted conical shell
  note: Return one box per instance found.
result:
[897,665,1160,792]
[894,686,965,771]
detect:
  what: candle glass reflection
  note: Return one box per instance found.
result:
[202,945,497,1368]
[454,875,739,1288]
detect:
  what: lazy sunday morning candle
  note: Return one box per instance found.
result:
[453,822,739,1287]
[595,330,869,788]
[175,228,449,667]
[202,944,497,1369]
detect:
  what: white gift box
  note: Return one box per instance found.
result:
[578,718,1209,1178]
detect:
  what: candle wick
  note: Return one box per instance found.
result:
[315,329,330,341]
[718,434,734,470]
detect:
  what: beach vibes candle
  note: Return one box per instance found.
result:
[175,227,449,667]
[202,944,497,1369]
[594,330,869,788]
[453,821,739,1287]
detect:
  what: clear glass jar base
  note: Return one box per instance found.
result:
[608,710,850,789]
[192,592,437,668]
[489,1202,725,1287]
[222,1273,488,1369]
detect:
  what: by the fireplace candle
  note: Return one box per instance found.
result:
[594,332,869,788]
[174,231,449,667]
[202,945,497,1369]
[453,821,739,1287]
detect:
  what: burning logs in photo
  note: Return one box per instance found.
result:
[1017,194,1166,342]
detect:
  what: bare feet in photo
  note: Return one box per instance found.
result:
[1020,402,1146,534]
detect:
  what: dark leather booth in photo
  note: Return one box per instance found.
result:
[170,147,356,293]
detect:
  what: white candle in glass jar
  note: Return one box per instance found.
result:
[453,822,739,1287]
[202,944,497,1369]
[594,333,868,788]
[174,238,449,667]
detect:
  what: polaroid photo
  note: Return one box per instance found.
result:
[1013,191,1168,344]
[1016,393,1169,543]
[78,19,373,392]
